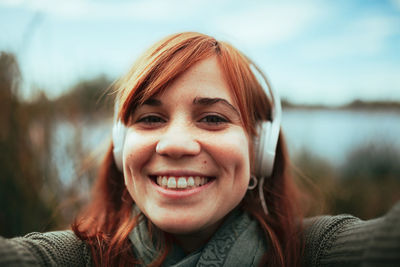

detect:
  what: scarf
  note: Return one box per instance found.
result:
[128,209,267,267]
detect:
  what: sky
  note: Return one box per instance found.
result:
[1,0,400,105]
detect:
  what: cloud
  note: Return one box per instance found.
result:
[0,0,328,45]
[275,61,400,105]
[298,14,400,60]
[392,0,400,10]
[212,1,328,48]
[0,0,222,21]
[2,0,399,103]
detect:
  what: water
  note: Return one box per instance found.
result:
[52,109,400,184]
[282,109,400,166]
[51,118,111,185]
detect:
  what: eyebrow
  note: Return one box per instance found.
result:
[142,98,162,106]
[141,97,240,117]
[193,97,240,116]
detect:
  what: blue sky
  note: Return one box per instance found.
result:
[1,0,400,105]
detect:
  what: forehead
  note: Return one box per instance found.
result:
[155,56,236,105]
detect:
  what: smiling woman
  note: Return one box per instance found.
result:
[74,32,303,266]
[123,56,251,240]
[1,32,400,267]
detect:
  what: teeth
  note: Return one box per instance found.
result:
[162,176,168,187]
[155,175,210,189]
[167,177,177,188]
[187,177,194,187]
[177,177,187,188]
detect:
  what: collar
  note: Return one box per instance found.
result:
[128,208,267,266]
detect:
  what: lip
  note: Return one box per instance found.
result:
[150,170,213,177]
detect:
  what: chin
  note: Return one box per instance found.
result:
[150,212,215,235]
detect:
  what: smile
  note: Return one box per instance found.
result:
[151,175,214,190]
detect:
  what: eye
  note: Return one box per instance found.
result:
[136,115,166,127]
[199,115,229,125]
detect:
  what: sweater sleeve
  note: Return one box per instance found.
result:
[303,202,400,267]
[0,230,91,267]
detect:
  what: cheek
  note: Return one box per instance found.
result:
[226,131,250,168]
[122,132,155,188]
[203,129,250,177]
[209,130,251,211]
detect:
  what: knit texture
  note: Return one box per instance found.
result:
[303,202,400,267]
[0,230,91,266]
[1,203,399,266]
[129,209,267,267]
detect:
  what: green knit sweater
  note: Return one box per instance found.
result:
[1,202,399,266]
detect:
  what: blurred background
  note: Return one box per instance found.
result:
[1,0,400,237]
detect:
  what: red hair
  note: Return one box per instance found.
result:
[72,32,304,266]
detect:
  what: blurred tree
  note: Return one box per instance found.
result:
[342,142,400,181]
[0,52,60,237]
[55,75,113,120]
[335,143,400,218]
[293,142,400,220]
[292,149,339,216]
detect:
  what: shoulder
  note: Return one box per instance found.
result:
[0,230,91,266]
[303,202,400,266]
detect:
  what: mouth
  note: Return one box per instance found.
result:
[149,175,215,190]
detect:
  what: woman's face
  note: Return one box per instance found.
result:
[123,56,251,235]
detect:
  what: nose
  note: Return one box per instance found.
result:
[156,124,201,159]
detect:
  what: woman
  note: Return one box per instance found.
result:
[1,32,399,267]
[73,32,302,266]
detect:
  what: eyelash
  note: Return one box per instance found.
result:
[136,115,165,124]
[135,114,229,128]
[199,115,229,125]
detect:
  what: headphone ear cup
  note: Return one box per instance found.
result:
[112,121,127,171]
[249,63,281,179]
[254,121,274,177]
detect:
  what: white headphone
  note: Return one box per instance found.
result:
[112,101,127,172]
[111,64,281,178]
[250,64,282,178]
[249,64,282,215]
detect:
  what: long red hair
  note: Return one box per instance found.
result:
[72,32,304,266]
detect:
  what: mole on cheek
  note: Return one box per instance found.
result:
[203,160,207,164]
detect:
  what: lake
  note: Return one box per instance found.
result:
[282,109,400,166]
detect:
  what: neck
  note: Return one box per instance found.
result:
[171,221,222,254]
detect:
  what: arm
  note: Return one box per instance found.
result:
[0,230,91,266]
[303,202,400,266]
